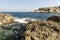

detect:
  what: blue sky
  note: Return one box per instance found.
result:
[0,0,60,12]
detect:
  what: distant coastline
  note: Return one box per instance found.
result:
[33,6,60,13]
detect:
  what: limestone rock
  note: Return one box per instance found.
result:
[33,6,60,13]
[23,20,60,40]
[0,14,14,25]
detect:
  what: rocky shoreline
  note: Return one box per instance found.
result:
[33,6,60,13]
[0,13,14,26]
[0,13,26,40]
[23,20,60,40]
[0,13,60,40]
[22,16,60,40]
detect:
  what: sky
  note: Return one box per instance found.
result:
[0,0,60,12]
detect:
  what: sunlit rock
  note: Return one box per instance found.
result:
[0,13,14,25]
[23,20,60,40]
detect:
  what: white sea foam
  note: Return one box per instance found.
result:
[14,17,36,23]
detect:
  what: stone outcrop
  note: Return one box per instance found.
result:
[47,16,60,22]
[33,6,60,13]
[22,20,60,40]
[0,13,14,25]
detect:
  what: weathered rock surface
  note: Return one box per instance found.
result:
[47,16,60,22]
[0,14,14,25]
[33,6,60,13]
[23,20,60,40]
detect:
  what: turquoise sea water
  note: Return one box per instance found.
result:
[1,12,60,20]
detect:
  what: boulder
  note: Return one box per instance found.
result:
[23,20,60,40]
[47,16,60,22]
[0,14,14,25]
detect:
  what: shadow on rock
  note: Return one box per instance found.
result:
[47,16,60,22]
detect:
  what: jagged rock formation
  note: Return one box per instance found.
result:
[22,20,60,40]
[47,16,60,22]
[0,13,60,40]
[0,13,14,25]
[33,6,60,13]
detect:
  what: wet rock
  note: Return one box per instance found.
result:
[47,16,60,22]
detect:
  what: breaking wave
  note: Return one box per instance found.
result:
[14,17,37,23]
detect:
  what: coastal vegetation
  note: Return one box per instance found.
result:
[33,6,60,13]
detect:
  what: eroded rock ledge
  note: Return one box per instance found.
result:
[23,20,60,40]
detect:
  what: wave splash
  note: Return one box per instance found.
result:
[14,17,37,23]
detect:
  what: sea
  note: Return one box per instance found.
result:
[0,12,60,40]
[1,12,60,20]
